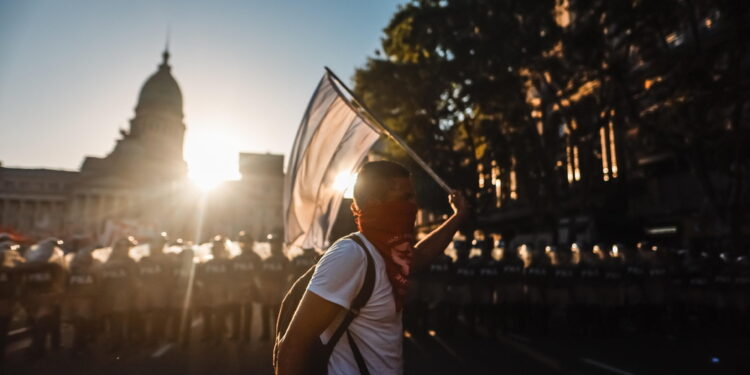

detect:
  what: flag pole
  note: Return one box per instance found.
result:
[324,67,452,193]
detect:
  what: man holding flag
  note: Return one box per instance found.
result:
[279,161,468,375]
[278,69,469,374]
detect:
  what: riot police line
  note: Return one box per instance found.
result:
[404,234,750,339]
[0,230,321,361]
[1,229,748,362]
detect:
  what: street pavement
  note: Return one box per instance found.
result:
[5,317,750,375]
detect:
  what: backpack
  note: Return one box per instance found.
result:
[274,233,375,375]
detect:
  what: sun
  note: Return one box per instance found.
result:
[333,172,357,199]
[185,130,241,190]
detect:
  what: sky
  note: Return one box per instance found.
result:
[0,0,404,181]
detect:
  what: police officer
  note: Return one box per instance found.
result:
[229,231,262,342]
[197,236,233,343]
[169,242,195,344]
[258,234,290,341]
[132,233,173,344]
[473,233,499,335]
[0,240,23,362]
[521,244,550,335]
[713,251,735,335]
[290,247,318,280]
[421,244,454,335]
[731,255,750,336]
[620,243,646,332]
[639,243,668,334]
[597,244,624,336]
[496,240,524,334]
[451,235,477,335]
[65,247,102,355]
[99,237,138,350]
[546,246,576,335]
[17,238,67,357]
[573,243,603,336]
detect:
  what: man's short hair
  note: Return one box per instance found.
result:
[353,160,410,207]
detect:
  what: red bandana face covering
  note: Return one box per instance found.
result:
[352,200,418,312]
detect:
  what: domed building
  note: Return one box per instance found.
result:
[0,49,191,241]
[0,48,285,244]
[80,49,187,184]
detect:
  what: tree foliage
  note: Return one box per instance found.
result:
[354,0,750,246]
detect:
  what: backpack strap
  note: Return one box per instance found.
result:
[324,234,375,365]
[347,329,371,375]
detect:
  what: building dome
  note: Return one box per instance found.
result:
[135,50,183,116]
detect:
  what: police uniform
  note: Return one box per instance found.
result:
[622,252,647,331]
[229,245,262,342]
[547,250,576,334]
[523,256,550,335]
[64,251,102,353]
[731,257,750,335]
[0,243,22,361]
[134,252,174,343]
[574,253,603,336]
[17,240,67,357]
[452,255,477,333]
[258,248,290,341]
[422,253,454,332]
[100,247,138,349]
[290,249,318,280]
[600,256,625,335]
[168,248,195,344]
[196,245,233,342]
[476,253,500,333]
[497,249,524,333]
[642,253,668,333]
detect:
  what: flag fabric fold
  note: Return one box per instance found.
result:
[283,72,381,249]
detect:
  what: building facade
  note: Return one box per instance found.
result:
[0,50,283,244]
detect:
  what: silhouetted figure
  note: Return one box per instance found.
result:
[64,247,102,356]
[17,238,67,358]
[521,245,550,336]
[0,241,23,364]
[258,234,289,341]
[421,247,454,334]
[497,242,524,334]
[197,236,232,343]
[135,233,173,345]
[99,237,138,350]
[229,231,261,342]
[169,244,195,345]
[546,246,576,335]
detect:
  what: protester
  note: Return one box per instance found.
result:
[276,160,469,375]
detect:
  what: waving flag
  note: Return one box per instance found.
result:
[283,71,381,249]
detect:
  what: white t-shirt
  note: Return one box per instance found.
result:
[307,232,403,375]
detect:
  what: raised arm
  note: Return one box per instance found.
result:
[412,191,470,270]
[276,290,343,375]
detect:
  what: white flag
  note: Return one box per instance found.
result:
[283,72,381,249]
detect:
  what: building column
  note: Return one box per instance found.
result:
[0,199,7,227]
[32,200,40,233]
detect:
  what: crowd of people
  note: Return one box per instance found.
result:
[0,231,319,361]
[405,234,750,340]
[1,229,748,363]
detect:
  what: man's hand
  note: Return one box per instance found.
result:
[448,190,470,221]
[412,190,471,270]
